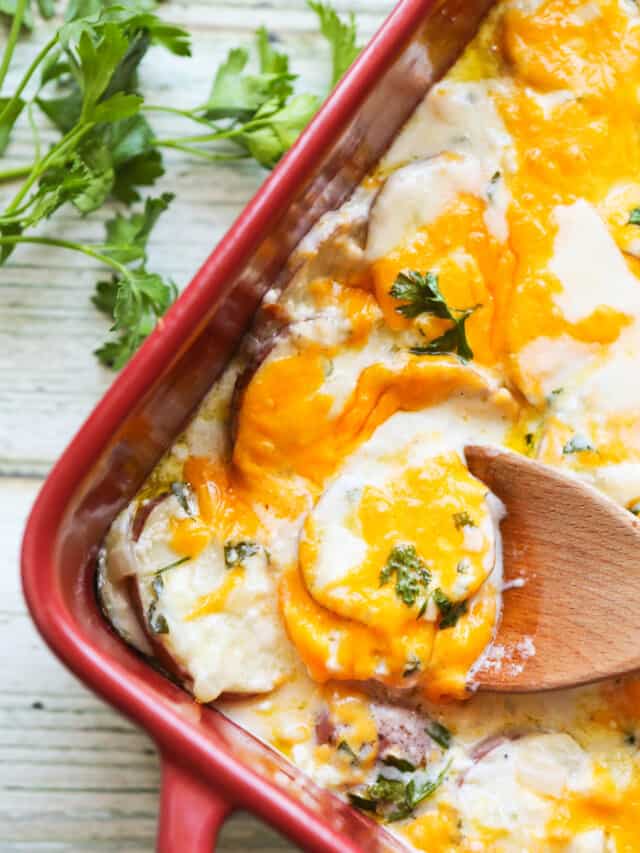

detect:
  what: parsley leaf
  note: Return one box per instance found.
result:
[308,0,360,87]
[94,266,177,368]
[389,270,480,362]
[382,755,416,772]
[338,740,359,763]
[425,721,452,750]
[629,207,640,226]
[224,541,260,568]
[153,555,191,576]
[432,588,468,630]
[380,544,431,607]
[234,92,319,168]
[453,511,475,530]
[102,191,174,263]
[349,763,450,823]
[203,36,294,121]
[390,270,452,320]
[409,307,477,362]
[170,481,194,516]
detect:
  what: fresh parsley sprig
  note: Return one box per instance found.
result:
[146,3,361,170]
[0,0,362,368]
[389,269,480,362]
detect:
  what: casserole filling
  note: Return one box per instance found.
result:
[99,0,640,848]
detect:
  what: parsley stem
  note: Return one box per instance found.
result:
[141,104,217,129]
[154,140,250,162]
[0,164,32,184]
[153,112,272,147]
[4,121,94,214]
[0,34,58,128]
[0,0,28,91]
[0,235,130,278]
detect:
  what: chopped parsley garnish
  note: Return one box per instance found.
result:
[389,270,480,363]
[628,500,640,517]
[380,544,431,607]
[425,721,452,750]
[153,555,191,576]
[562,434,595,455]
[453,511,476,530]
[525,432,535,450]
[147,573,169,634]
[403,655,421,677]
[388,269,479,361]
[148,606,169,635]
[224,540,260,567]
[347,792,378,812]
[629,208,640,226]
[456,558,470,575]
[348,763,450,823]
[170,481,194,515]
[338,740,359,763]
[432,588,468,630]
[487,170,501,201]
[390,270,452,320]
[382,755,416,772]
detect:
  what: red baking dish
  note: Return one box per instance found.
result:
[21,0,495,849]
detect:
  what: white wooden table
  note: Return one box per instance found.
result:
[0,1,388,849]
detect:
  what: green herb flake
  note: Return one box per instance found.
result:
[348,763,450,823]
[453,511,475,530]
[487,170,501,201]
[224,540,260,568]
[382,755,416,773]
[347,792,378,812]
[563,434,595,455]
[380,544,431,607]
[170,480,194,515]
[308,0,361,87]
[154,555,191,577]
[425,721,452,750]
[628,501,640,517]
[403,655,421,677]
[389,270,451,320]
[389,269,480,362]
[456,558,470,575]
[338,740,359,763]
[432,588,468,630]
[629,208,640,226]
[148,604,169,635]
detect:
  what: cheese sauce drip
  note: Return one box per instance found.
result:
[101,0,640,848]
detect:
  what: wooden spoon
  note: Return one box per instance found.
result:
[464,444,640,693]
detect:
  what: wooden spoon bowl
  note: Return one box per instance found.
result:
[465,445,640,693]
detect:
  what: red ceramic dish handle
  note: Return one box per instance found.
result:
[157,756,233,852]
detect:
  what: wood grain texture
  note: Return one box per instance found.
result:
[0,1,388,849]
[466,445,640,692]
